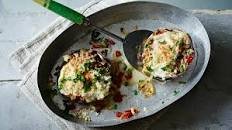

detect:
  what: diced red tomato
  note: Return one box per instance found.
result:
[115,108,139,120]
[121,111,133,119]
[115,50,122,57]
[186,55,194,64]
[116,112,123,117]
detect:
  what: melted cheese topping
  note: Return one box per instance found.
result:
[141,28,194,80]
[58,49,112,103]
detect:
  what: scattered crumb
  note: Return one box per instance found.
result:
[63,54,71,62]
[120,27,124,33]
[134,25,138,31]
[138,80,155,97]
[69,108,94,122]
[120,27,128,35]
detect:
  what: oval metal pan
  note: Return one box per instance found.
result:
[37,1,210,127]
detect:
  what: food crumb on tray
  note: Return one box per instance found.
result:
[115,108,139,120]
[138,79,155,97]
[69,107,95,121]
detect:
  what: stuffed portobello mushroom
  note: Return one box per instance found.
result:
[58,49,112,103]
[140,28,195,80]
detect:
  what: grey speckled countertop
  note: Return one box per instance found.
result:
[1,0,232,130]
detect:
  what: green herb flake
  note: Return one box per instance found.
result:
[174,90,180,96]
[145,44,149,48]
[113,104,118,110]
[152,76,157,80]
[75,73,85,82]
[58,84,63,91]
[58,78,67,90]
[139,80,144,83]
[161,65,173,72]
[83,81,92,93]
[84,61,91,70]
[178,81,187,84]
[161,66,168,71]
[133,90,138,95]
[95,75,101,81]
[159,40,167,44]
[126,68,133,74]
[123,64,127,71]
[98,68,107,75]
[176,38,184,47]
[146,66,153,72]
[162,101,165,104]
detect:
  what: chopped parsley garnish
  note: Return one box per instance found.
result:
[146,66,153,72]
[113,104,118,110]
[98,68,107,75]
[133,90,138,95]
[179,64,185,73]
[145,44,149,48]
[58,78,71,90]
[59,73,86,89]
[152,76,157,80]
[139,80,144,83]
[178,81,187,84]
[83,81,92,92]
[75,73,85,82]
[95,75,101,81]
[174,90,180,96]
[161,66,168,71]
[123,64,127,71]
[58,82,64,90]
[159,40,167,44]
[161,65,173,72]
[176,38,184,47]
[84,61,91,70]
[126,68,133,74]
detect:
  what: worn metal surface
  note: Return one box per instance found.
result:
[1,0,232,129]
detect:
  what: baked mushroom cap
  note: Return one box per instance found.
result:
[141,28,195,80]
[58,49,112,103]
